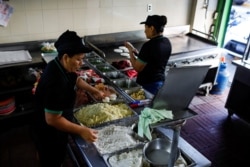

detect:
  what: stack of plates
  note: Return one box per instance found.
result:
[0,97,15,116]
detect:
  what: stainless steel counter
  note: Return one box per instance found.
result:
[70,34,213,166]
[71,127,211,167]
[85,33,219,64]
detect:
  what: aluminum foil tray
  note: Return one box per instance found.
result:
[93,124,147,155]
[73,101,139,128]
[102,144,148,167]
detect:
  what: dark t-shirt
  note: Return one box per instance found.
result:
[32,57,78,166]
[34,57,77,128]
[136,35,172,85]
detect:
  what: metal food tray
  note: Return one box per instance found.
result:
[102,144,147,167]
[84,51,101,58]
[102,143,195,167]
[151,128,196,167]
[88,83,127,103]
[41,52,57,63]
[73,101,139,129]
[125,87,154,101]
[74,90,96,109]
[179,149,196,167]
[111,78,141,91]
[102,70,127,80]
[95,64,118,73]
[93,123,148,155]
[85,57,106,66]
[73,118,196,167]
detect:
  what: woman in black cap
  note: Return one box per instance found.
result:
[125,15,172,95]
[32,30,105,167]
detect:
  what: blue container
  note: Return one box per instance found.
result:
[210,63,230,94]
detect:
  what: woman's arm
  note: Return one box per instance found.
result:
[76,77,105,100]
[45,112,98,142]
[124,41,146,72]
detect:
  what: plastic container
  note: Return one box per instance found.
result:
[210,62,230,95]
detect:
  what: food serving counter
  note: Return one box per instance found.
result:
[40,37,212,167]
[84,29,223,95]
[68,52,211,166]
[71,127,211,167]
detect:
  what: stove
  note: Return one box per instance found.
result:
[84,30,222,95]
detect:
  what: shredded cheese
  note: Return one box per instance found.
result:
[74,103,133,127]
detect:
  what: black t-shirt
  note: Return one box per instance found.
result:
[34,57,77,128]
[136,35,172,85]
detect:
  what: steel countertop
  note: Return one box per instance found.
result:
[85,32,218,64]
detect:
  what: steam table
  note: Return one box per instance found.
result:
[71,121,211,167]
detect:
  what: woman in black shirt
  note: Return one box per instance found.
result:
[125,15,172,95]
[33,30,105,167]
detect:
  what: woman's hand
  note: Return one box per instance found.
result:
[124,41,135,52]
[76,77,105,100]
[93,90,105,100]
[45,112,98,142]
[80,126,98,142]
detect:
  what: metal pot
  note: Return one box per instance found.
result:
[143,138,179,167]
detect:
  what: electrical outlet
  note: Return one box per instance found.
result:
[147,4,152,12]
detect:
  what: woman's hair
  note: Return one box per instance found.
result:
[140,15,167,33]
[154,15,167,33]
[55,30,91,59]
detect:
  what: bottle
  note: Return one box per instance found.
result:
[210,56,230,95]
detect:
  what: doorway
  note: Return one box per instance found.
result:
[224,0,250,58]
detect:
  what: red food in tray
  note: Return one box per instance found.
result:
[76,69,104,84]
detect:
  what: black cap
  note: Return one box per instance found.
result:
[54,30,92,55]
[140,15,167,29]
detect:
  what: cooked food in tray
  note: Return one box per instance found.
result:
[74,103,134,127]
[126,88,154,102]
[96,64,117,73]
[94,83,118,102]
[41,42,57,53]
[99,127,192,167]
[74,89,94,108]
[107,147,149,167]
[86,57,106,65]
[103,71,126,80]
[76,69,104,84]
[111,60,131,70]
[94,125,145,155]
[129,89,146,100]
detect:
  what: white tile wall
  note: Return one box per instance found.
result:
[192,0,218,38]
[0,0,192,44]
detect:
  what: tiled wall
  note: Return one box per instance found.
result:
[0,0,193,44]
[192,0,218,39]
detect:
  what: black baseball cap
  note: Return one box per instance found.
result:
[54,30,92,55]
[140,15,167,28]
